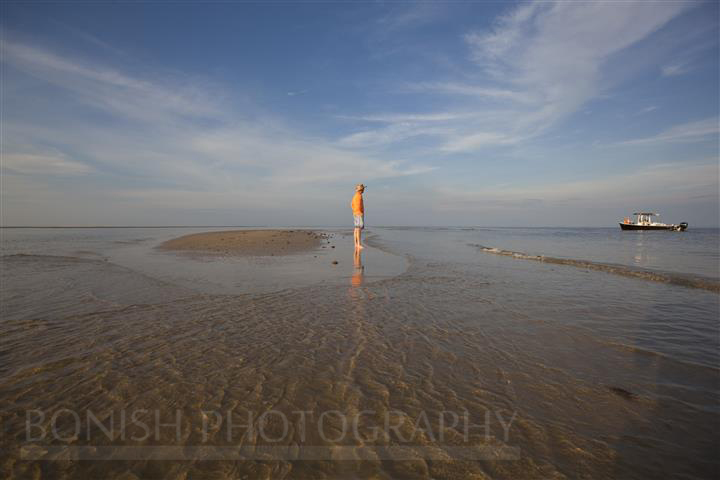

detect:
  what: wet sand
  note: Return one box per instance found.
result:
[158,230,326,256]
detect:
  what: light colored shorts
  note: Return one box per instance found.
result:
[353,214,364,229]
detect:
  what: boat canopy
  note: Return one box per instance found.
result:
[633,212,659,216]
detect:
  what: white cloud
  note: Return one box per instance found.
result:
[1,38,437,225]
[375,2,446,31]
[189,125,436,184]
[456,1,692,146]
[337,122,449,148]
[1,153,93,175]
[430,161,718,212]
[662,60,691,76]
[619,118,719,145]
[339,112,473,123]
[51,20,128,58]
[441,132,521,152]
[407,82,539,104]
[336,111,476,148]
[1,40,222,123]
[2,5,714,227]
[637,105,659,115]
[345,1,694,153]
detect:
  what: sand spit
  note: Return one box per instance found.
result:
[159,230,327,256]
[471,243,720,293]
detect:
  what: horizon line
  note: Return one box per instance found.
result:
[1,225,718,229]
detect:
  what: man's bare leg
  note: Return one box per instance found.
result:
[357,228,364,249]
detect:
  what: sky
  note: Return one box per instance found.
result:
[1,1,718,227]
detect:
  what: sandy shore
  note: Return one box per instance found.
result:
[158,229,327,256]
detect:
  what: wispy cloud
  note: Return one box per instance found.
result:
[375,2,446,32]
[618,117,719,145]
[338,112,473,123]
[2,3,716,227]
[661,60,691,76]
[344,1,694,153]
[457,1,692,148]
[188,125,436,184]
[636,105,659,115]
[335,112,465,148]
[1,153,93,176]
[406,82,538,104]
[286,89,308,97]
[429,161,718,212]
[440,132,522,152]
[1,38,436,225]
[338,124,441,148]
[50,20,128,57]
[1,40,222,123]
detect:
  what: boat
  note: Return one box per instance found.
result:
[619,212,688,231]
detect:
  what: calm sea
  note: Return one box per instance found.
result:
[1,226,718,479]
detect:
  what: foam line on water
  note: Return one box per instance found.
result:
[469,244,720,293]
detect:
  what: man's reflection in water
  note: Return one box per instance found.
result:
[351,248,364,287]
[348,249,366,322]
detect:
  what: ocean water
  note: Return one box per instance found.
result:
[1,227,718,479]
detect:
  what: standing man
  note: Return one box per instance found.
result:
[351,184,365,250]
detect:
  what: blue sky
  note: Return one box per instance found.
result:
[1,1,718,226]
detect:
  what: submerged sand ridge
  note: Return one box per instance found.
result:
[158,229,328,256]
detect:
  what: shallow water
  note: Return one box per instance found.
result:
[1,227,718,479]
[374,226,720,280]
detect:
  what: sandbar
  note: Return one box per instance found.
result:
[158,230,326,256]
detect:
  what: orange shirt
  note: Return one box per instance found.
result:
[351,192,364,215]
